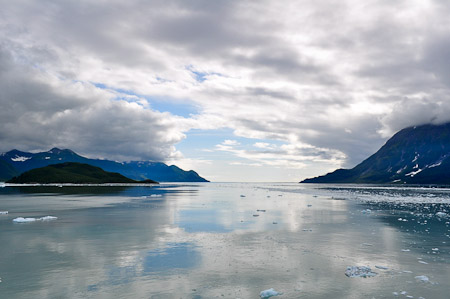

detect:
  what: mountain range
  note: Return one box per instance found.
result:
[0,148,208,182]
[301,123,450,184]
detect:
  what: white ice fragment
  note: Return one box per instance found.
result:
[45,156,51,159]
[431,248,439,251]
[13,216,57,222]
[393,292,398,296]
[418,260,428,264]
[401,249,410,252]
[13,217,37,223]
[401,291,407,295]
[260,288,282,298]
[362,209,371,214]
[415,275,429,283]
[40,216,57,221]
[149,194,162,198]
[362,243,373,246]
[375,265,389,270]
[0,211,8,215]
[345,266,377,278]
[436,212,447,218]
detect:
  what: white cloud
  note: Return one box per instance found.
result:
[1,0,450,180]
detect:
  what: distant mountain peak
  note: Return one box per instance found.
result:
[301,122,450,184]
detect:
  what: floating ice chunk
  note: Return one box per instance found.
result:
[415,275,429,283]
[401,249,410,252]
[375,265,389,270]
[149,194,162,198]
[345,266,377,278]
[362,243,373,246]
[436,212,447,218]
[0,211,8,215]
[431,248,439,251]
[418,260,428,264]
[13,216,57,222]
[362,209,371,214]
[13,217,37,223]
[393,292,399,296]
[260,288,282,298]
[40,216,57,221]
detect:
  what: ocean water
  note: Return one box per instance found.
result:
[0,183,449,298]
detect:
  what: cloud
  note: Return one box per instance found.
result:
[215,140,344,169]
[0,44,185,161]
[1,0,450,177]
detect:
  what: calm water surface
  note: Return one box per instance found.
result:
[0,183,449,298]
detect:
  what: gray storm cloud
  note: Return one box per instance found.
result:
[1,0,450,169]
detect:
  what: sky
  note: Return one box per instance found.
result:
[1,0,450,182]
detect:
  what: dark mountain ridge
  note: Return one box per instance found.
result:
[301,123,450,184]
[0,148,208,182]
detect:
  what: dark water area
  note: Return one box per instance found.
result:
[0,183,448,298]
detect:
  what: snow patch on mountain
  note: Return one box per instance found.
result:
[11,156,32,162]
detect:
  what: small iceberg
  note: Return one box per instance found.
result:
[345,266,377,278]
[415,275,429,283]
[260,288,282,298]
[436,212,447,218]
[0,211,8,215]
[13,217,37,223]
[40,216,58,221]
[13,216,58,223]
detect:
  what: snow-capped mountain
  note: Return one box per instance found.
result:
[302,123,450,184]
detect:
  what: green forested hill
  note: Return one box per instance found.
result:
[7,162,158,184]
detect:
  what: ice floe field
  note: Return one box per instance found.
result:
[0,183,449,298]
